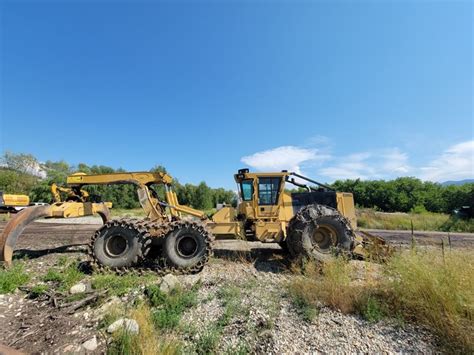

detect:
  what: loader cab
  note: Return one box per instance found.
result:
[234,169,288,220]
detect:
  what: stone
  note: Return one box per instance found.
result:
[82,336,98,351]
[160,274,180,293]
[107,318,139,334]
[70,283,87,294]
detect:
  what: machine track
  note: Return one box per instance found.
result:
[88,218,214,275]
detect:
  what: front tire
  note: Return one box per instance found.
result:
[287,205,354,261]
[91,219,150,269]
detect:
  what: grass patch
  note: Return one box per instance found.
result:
[289,258,367,316]
[193,325,221,354]
[216,284,243,327]
[145,283,199,330]
[29,284,49,298]
[92,272,154,296]
[0,263,30,294]
[42,261,85,291]
[107,304,183,355]
[357,209,474,232]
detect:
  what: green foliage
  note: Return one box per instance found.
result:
[29,284,49,298]
[357,209,474,232]
[145,284,199,330]
[42,261,85,291]
[0,169,38,195]
[333,177,473,214]
[216,284,245,327]
[92,272,154,296]
[0,263,30,294]
[290,292,319,322]
[193,325,222,354]
[361,296,385,323]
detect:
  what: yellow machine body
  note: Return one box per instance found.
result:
[208,170,357,243]
[0,193,30,208]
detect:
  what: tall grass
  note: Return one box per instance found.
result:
[386,249,474,351]
[289,249,474,352]
[357,209,474,232]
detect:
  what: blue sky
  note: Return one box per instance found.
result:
[1,0,472,188]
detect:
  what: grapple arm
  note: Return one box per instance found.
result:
[0,202,110,266]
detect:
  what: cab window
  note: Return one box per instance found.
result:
[258,177,281,205]
[240,180,253,201]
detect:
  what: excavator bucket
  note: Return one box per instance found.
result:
[0,202,110,266]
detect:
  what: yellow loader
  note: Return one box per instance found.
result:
[0,169,387,272]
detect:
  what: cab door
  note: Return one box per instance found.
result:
[256,177,282,218]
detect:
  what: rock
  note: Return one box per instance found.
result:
[107,318,139,334]
[160,274,180,293]
[63,344,79,352]
[70,283,87,294]
[82,336,98,351]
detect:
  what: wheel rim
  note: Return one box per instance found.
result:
[105,234,128,258]
[311,224,337,252]
[176,234,199,259]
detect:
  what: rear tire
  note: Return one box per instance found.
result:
[91,219,150,269]
[287,205,354,261]
[162,221,213,272]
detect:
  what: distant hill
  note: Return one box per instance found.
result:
[441,179,474,186]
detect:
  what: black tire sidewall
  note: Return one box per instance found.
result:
[93,225,142,268]
[163,226,207,268]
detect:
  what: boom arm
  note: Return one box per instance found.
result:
[65,171,206,220]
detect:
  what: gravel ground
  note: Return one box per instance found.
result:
[0,221,447,353]
[177,260,437,353]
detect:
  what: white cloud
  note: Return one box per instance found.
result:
[240,140,473,183]
[241,146,330,174]
[318,149,411,181]
[381,148,411,174]
[319,152,374,180]
[419,140,474,182]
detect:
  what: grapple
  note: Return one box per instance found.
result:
[0,202,110,266]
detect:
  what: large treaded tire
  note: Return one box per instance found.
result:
[162,220,213,273]
[286,204,355,261]
[91,219,151,269]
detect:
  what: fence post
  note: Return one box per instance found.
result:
[410,220,416,251]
